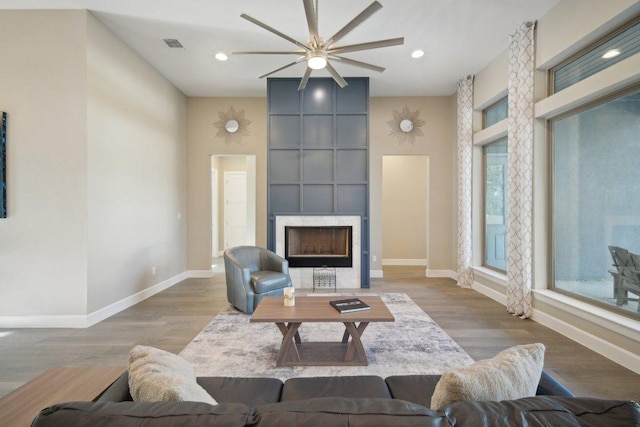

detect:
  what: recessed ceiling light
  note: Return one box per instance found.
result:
[411,49,424,59]
[602,49,621,59]
[215,52,228,61]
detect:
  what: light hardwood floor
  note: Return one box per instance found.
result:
[1,266,639,401]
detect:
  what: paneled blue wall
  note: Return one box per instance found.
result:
[267,77,370,287]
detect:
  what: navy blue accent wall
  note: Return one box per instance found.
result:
[267,77,370,287]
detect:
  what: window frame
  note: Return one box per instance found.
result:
[482,137,508,273]
[547,82,640,320]
[548,14,640,96]
[482,96,508,129]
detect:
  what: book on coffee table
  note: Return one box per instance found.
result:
[330,298,370,313]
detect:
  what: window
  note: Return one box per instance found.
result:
[483,97,508,128]
[550,86,640,318]
[551,17,640,93]
[484,138,508,271]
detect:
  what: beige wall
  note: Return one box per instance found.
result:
[0,10,188,323]
[86,13,188,313]
[382,156,428,261]
[187,98,267,270]
[370,97,455,274]
[0,10,89,317]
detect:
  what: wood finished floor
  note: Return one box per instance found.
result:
[1,266,639,401]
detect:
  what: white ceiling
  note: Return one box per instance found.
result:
[1,0,561,97]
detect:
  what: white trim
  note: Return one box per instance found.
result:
[532,306,640,375]
[382,259,427,266]
[472,280,508,305]
[0,271,189,328]
[472,266,507,287]
[470,281,640,375]
[0,315,88,329]
[473,119,508,146]
[188,270,215,278]
[426,269,456,278]
[87,272,189,326]
[370,269,384,278]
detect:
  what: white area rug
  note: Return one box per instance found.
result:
[180,293,474,380]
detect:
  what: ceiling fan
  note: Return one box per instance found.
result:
[233,0,404,91]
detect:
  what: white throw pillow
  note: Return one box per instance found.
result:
[128,345,217,405]
[430,343,545,410]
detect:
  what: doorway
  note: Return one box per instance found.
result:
[211,155,256,266]
[381,155,429,268]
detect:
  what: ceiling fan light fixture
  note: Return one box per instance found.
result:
[308,51,328,69]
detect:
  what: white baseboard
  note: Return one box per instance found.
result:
[472,281,508,305]
[471,281,640,375]
[0,314,88,328]
[370,269,384,278]
[426,269,456,279]
[187,270,215,278]
[532,308,640,375]
[382,259,427,266]
[0,271,190,328]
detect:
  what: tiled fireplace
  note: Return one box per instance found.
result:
[275,215,361,288]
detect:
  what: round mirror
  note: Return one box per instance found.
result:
[225,119,240,133]
[400,119,413,133]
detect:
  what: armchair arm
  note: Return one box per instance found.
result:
[261,250,289,275]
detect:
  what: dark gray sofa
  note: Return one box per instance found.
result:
[31,371,640,426]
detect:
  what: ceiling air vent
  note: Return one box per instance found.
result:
[163,38,184,48]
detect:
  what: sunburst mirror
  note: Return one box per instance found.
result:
[214,106,252,145]
[386,106,426,144]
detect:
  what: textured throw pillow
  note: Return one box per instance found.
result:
[128,345,217,405]
[430,343,545,410]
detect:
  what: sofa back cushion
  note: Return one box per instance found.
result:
[441,396,640,427]
[253,397,448,427]
[31,401,251,427]
[281,375,392,401]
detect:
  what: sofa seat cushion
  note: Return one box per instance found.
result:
[281,376,392,401]
[441,396,640,427]
[385,375,442,408]
[32,401,251,427]
[251,271,289,293]
[197,377,283,406]
[253,397,446,427]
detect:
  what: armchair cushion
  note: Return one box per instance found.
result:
[251,271,291,293]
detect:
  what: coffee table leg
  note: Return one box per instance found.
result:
[275,322,301,365]
[343,322,369,364]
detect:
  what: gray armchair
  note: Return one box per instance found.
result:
[223,246,293,314]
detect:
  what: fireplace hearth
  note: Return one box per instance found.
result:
[285,226,352,268]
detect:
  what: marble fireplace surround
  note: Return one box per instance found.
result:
[275,215,361,289]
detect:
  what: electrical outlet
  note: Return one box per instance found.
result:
[372,255,377,262]
[151,266,156,275]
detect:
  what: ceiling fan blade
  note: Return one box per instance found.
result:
[259,57,306,79]
[329,55,385,72]
[233,51,306,55]
[329,37,404,54]
[241,13,310,51]
[298,67,313,91]
[325,62,348,88]
[326,1,383,47]
[303,0,320,47]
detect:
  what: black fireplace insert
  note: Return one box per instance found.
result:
[284,226,352,268]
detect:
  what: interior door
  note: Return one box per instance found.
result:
[224,171,248,250]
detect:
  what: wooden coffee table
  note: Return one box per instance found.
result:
[250,295,394,367]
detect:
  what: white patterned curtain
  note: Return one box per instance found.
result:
[456,76,474,289]
[506,22,536,318]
